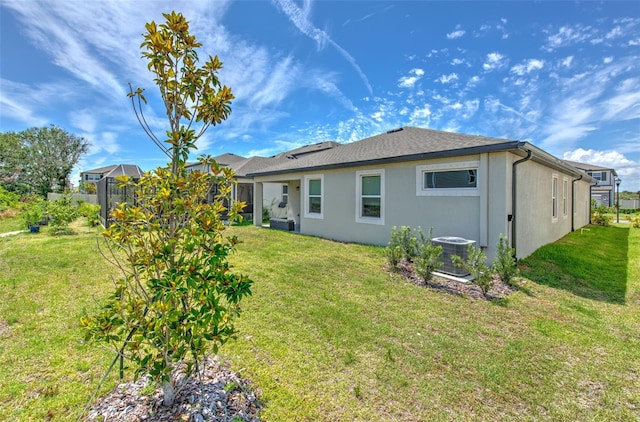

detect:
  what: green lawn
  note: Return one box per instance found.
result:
[0,219,638,420]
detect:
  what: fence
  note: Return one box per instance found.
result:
[97,177,137,227]
[621,199,640,210]
[47,192,98,205]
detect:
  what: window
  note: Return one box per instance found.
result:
[552,175,558,220]
[562,179,568,217]
[424,169,476,189]
[282,185,288,205]
[588,171,607,182]
[304,175,323,218]
[416,161,479,196]
[356,169,384,224]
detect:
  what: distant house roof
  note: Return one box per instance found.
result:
[211,153,247,166]
[563,160,618,177]
[273,141,340,159]
[82,164,119,175]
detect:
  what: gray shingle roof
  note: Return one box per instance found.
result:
[249,126,520,176]
[562,160,617,176]
[82,164,118,175]
[211,152,246,166]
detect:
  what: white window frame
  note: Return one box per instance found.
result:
[552,174,559,222]
[282,184,288,205]
[304,174,324,219]
[355,169,385,225]
[416,161,480,196]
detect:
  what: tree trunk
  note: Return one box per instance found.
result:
[161,379,176,407]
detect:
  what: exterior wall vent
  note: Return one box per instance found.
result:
[432,237,476,276]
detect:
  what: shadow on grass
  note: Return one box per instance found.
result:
[518,225,629,304]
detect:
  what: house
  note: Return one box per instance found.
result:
[189,146,339,221]
[562,160,619,207]
[244,127,595,261]
[81,164,144,192]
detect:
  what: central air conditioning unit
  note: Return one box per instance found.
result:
[431,236,476,276]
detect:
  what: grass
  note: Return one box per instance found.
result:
[0,209,24,233]
[0,218,638,420]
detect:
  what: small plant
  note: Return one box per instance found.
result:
[262,206,271,223]
[413,227,442,281]
[591,212,612,226]
[0,185,20,211]
[20,195,45,229]
[223,381,239,393]
[492,234,519,286]
[48,194,78,235]
[386,226,417,263]
[78,202,100,226]
[452,244,494,297]
[631,214,640,229]
[384,243,403,268]
[353,384,362,399]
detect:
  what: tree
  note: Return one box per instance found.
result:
[0,131,29,194]
[19,125,88,197]
[82,11,252,408]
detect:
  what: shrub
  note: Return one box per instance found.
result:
[592,212,612,226]
[78,202,100,226]
[632,214,640,229]
[384,243,403,268]
[48,194,78,235]
[19,195,46,228]
[452,244,493,297]
[413,227,442,281]
[0,185,20,211]
[492,234,519,286]
[385,226,419,268]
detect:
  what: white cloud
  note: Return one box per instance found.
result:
[511,59,545,76]
[561,56,574,68]
[545,24,594,50]
[437,73,459,84]
[483,52,508,71]
[273,0,372,94]
[606,26,623,40]
[398,68,425,88]
[410,105,431,121]
[563,148,640,190]
[603,56,614,64]
[446,29,465,39]
[451,58,465,66]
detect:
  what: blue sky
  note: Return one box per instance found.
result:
[1,1,639,191]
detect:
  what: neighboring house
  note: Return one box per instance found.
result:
[190,145,339,221]
[562,160,619,207]
[244,127,595,261]
[92,164,145,226]
[81,164,144,192]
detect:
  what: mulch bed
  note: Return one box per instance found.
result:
[389,260,518,300]
[86,356,261,421]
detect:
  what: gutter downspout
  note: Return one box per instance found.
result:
[571,175,583,231]
[511,149,532,258]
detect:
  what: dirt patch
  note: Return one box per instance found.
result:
[0,320,10,338]
[87,356,261,421]
[389,260,518,300]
